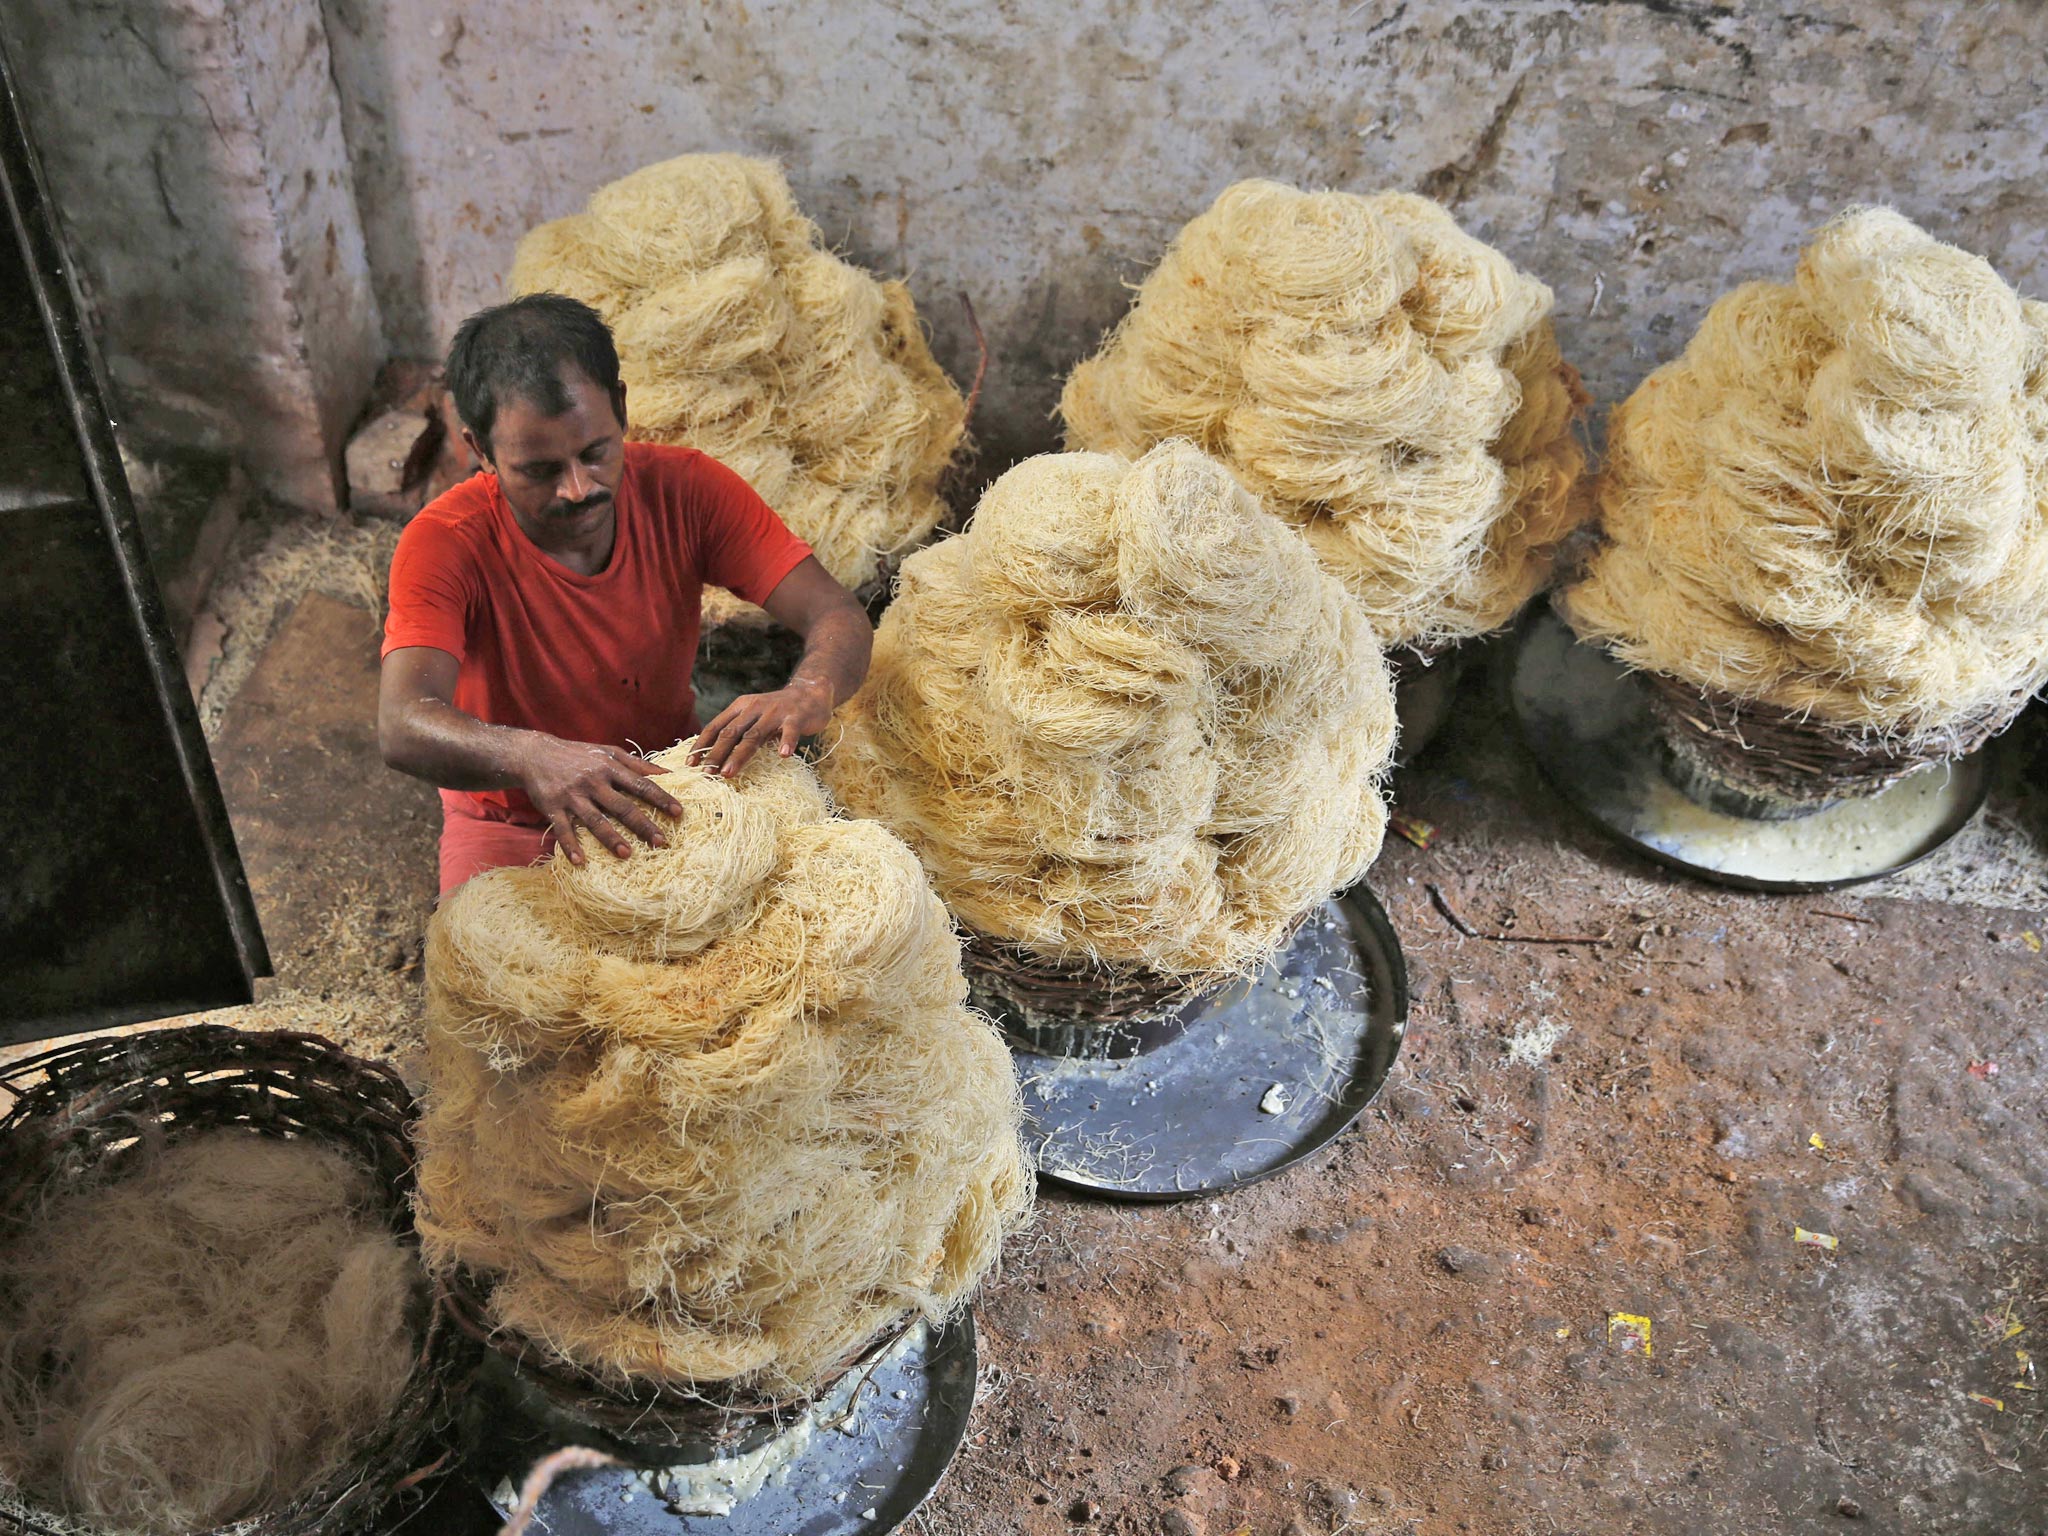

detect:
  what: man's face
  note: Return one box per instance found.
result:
[469,368,628,540]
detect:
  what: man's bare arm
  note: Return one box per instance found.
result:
[693,556,873,777]
[377,645,684,863]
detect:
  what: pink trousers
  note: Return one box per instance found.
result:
[438,805,555,897]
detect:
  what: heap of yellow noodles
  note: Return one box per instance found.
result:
[510,154,967,626]
[1061,180,1586,649]
[1564,207,2048,745]
[416,747,1030,1395]
[823,441,1395,982]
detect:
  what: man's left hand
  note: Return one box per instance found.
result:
[692,677,836,777]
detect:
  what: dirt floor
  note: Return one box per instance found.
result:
[27,506,2046,1536]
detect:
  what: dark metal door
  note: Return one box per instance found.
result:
[0,44,270,1046]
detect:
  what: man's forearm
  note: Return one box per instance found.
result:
[786,602,873,710]
[690,572,873,774]
[382,697,541,792]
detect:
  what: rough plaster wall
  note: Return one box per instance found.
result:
[219,0,387,481]
[321,0,2048,480]
[2,0,382,510]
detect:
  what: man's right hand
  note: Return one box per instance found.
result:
[516,735,686,863]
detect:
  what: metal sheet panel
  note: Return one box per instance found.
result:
[0,40,269,1045]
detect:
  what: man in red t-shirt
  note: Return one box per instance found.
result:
[378,294,873,895]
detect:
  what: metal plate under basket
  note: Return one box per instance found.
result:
[1508,606,1993,893]
[475,1314,977,1536]
[999,886,1407,1200]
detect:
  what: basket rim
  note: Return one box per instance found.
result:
[959,927,1206,1029]
[1635,668,2018,806]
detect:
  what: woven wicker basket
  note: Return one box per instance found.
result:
[0,1024,468,1536]
[961,930,1214,1059]
[1641,671,2017,820]
[691,564,898,723]
[439,1268,909,1461]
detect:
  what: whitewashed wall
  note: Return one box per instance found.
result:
[10,0,2048,506]
[5,0,383,509]
[320,0,2048,474]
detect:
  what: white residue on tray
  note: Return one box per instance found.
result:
[1630,763,1963,882]
[492,1322,925,1520]
[644,1322,924,1515]
[1020,1051,1136,1088]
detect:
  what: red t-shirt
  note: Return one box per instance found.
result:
[382,442,813,825]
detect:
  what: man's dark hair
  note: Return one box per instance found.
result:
[446,293,623,453]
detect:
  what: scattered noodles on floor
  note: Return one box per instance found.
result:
[508,153,967,629]
[417,746,1030,1397]
[0,1133,419,1535]
[196,507,400,737]
[1060,180,1588,649]
[1504,1018,1570,1068]
[1563,206,2048,748]
[820,440,1397,982]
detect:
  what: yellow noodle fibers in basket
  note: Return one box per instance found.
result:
[1059,180,1588,649]
[1562,207,2048,746]
[0,1135,419,1535]
[508,154,967,630]
[820,441,1396,982]
[416,747,1030,1396]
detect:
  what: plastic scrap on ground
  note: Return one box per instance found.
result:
[1607,1313,1653,1357]
[1389,814,1437,850]
[1984,1310,2026,1342]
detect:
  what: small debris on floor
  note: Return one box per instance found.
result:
[1983,1311,2026,1342]
[1389,813,1437,849]
[1504,1018,1569,1066]
[1608,1314,1653,1357]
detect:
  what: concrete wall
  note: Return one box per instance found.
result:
[319,0,2048,476]
[3,0,382,511]
[10,0,2048,510]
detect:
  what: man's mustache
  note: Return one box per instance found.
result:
[544,490,612,520]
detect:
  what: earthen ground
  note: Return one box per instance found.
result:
[32,586,2044,1536]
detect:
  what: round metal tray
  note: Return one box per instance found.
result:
[1508,606,1993,893]
[475,1313,976,1535]
[1003,885,1407,1200]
